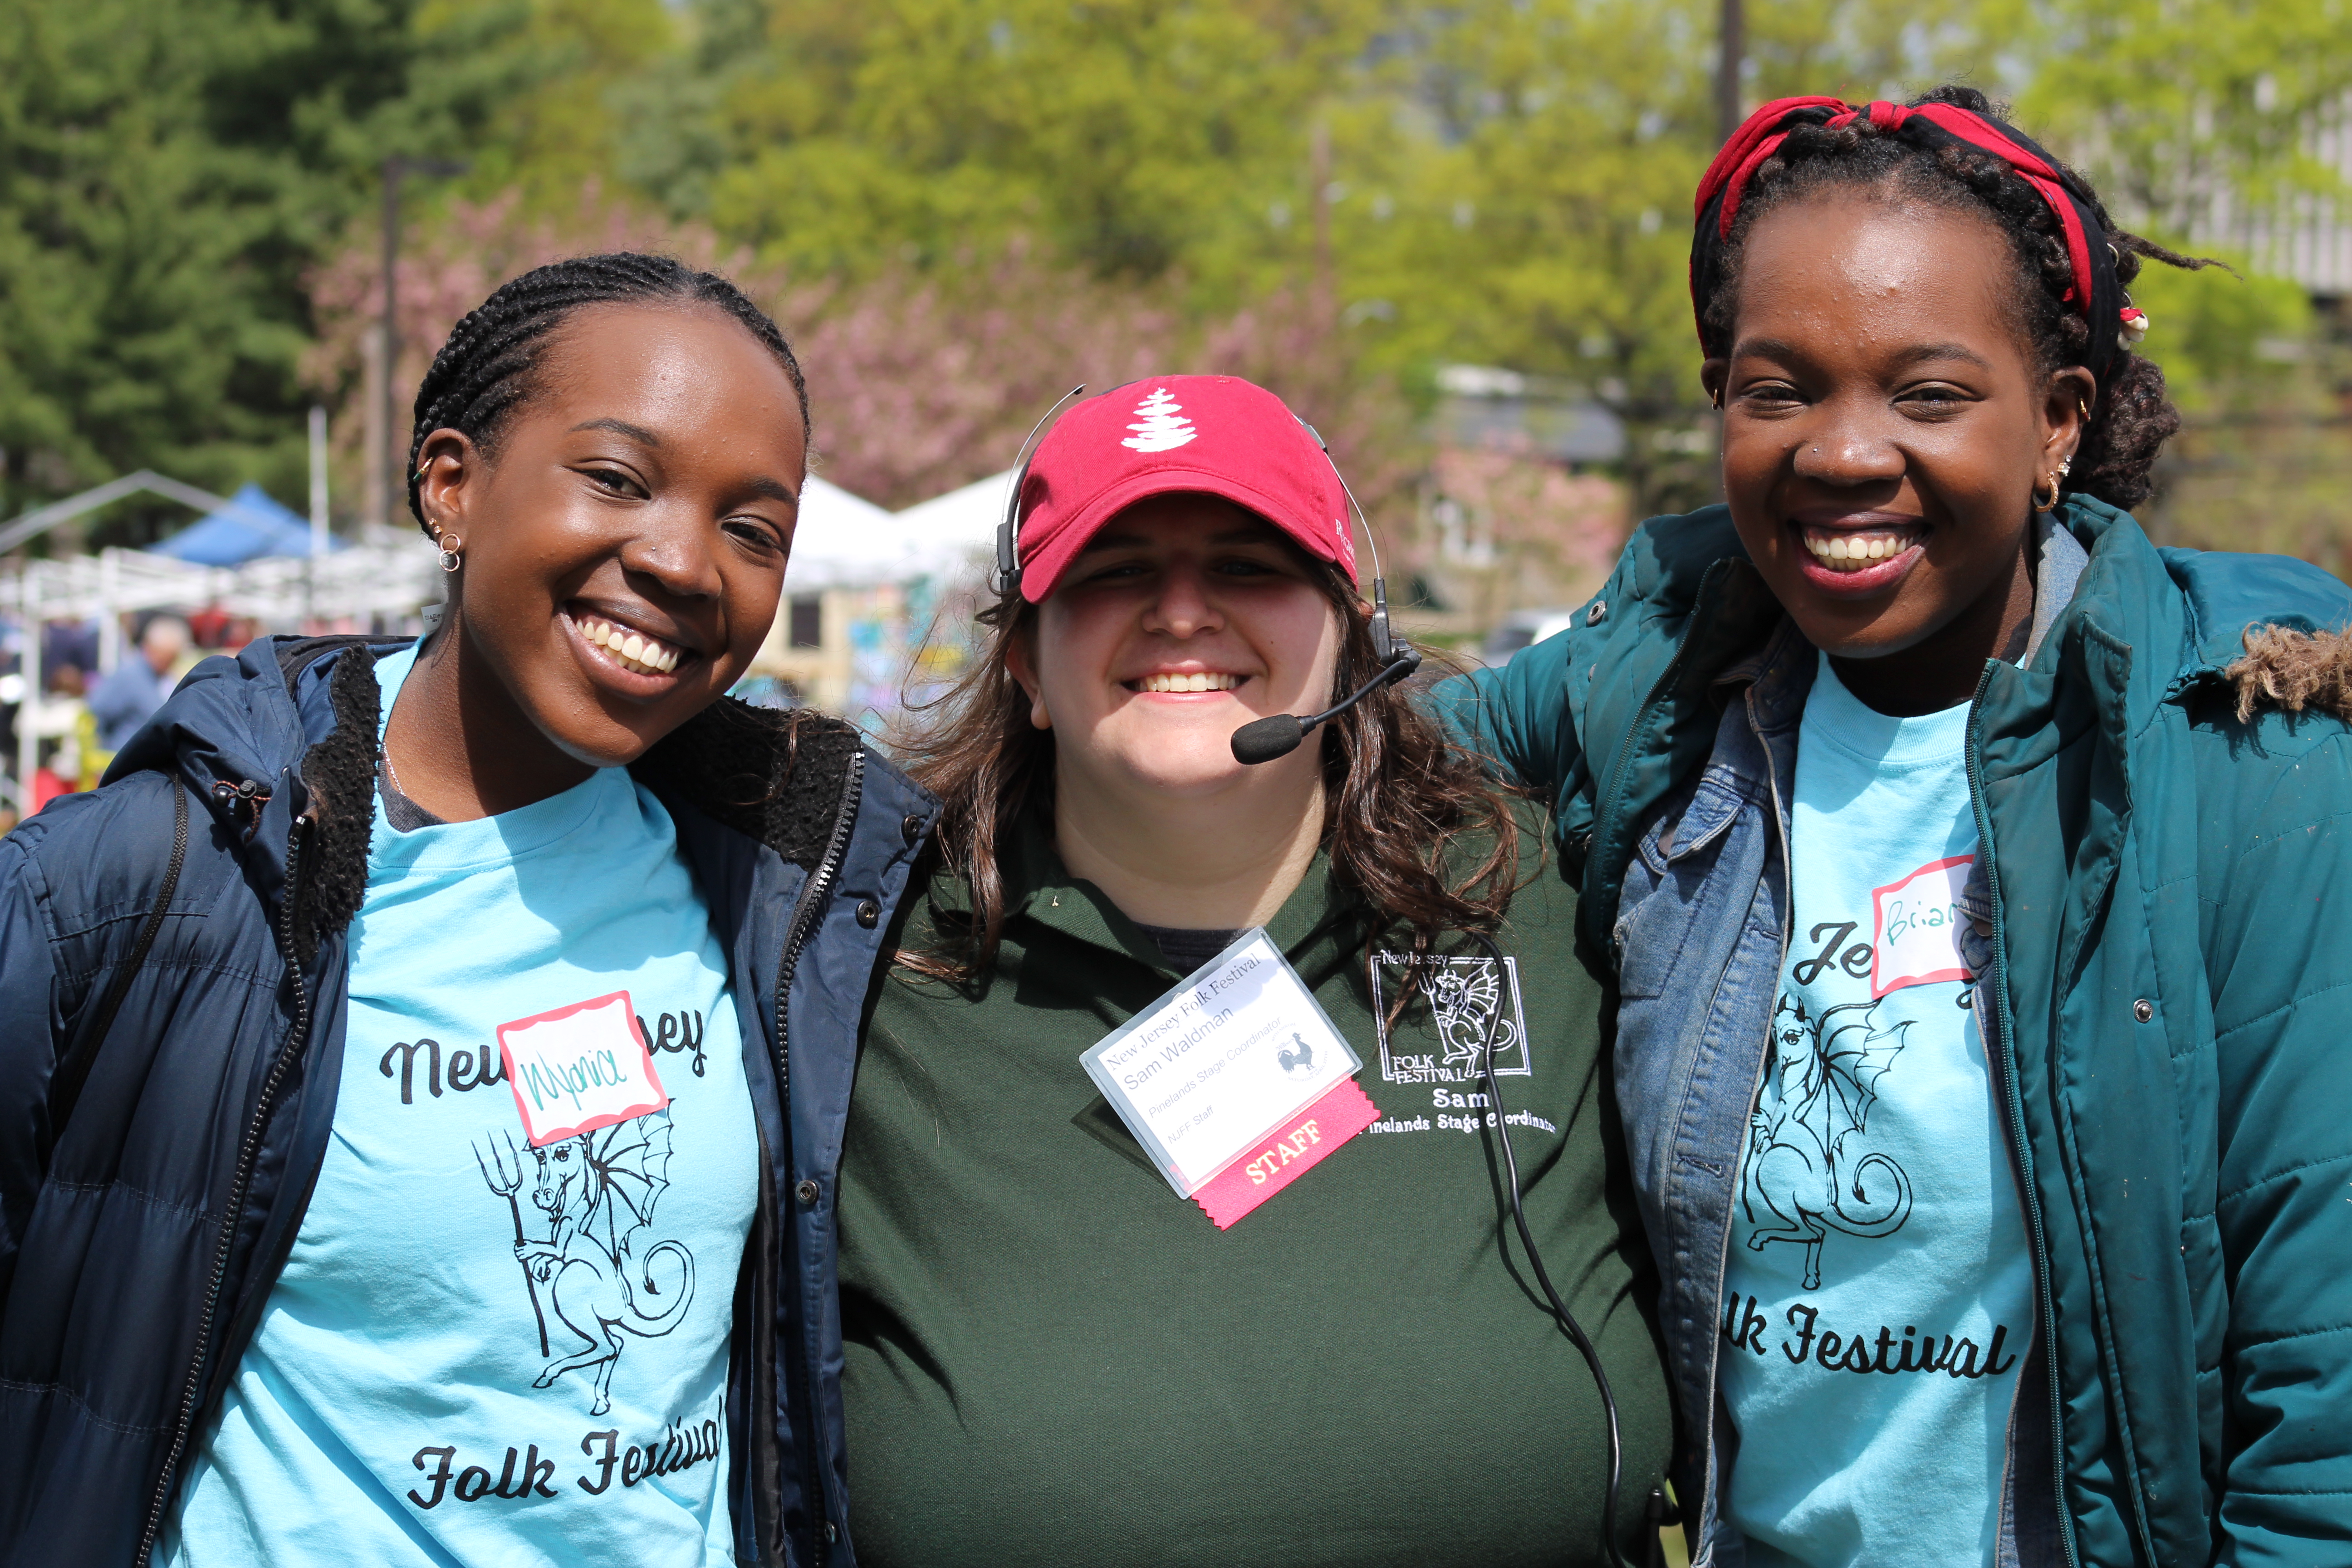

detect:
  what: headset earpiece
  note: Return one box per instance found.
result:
[993,509,1021,599]
[996,384,1088,599]
[1309,426,1416,679]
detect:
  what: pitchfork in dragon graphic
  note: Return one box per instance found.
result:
[475,1129,553,1356]
[475,1112,697,1415]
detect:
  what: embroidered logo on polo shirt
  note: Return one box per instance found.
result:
[1369,951,1531,1084]
[1121,387,1197,452]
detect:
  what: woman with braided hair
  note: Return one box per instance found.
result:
[0,254,935,1566]
[1444,88,2352,1565]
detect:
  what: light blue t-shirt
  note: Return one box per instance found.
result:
[162,646,760,1567]
[1720,655,2034,1568]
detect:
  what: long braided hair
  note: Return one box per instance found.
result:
[405,253,809,534]
[1695,86,2217,511]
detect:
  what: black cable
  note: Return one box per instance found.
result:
[1469,931,1639,1568]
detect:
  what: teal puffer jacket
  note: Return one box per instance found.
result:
[1446,495,2352,1565]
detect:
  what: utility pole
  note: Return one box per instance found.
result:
[1717,0,1746,147]
[377,156,468,534]
[379,158,401,534]
[307,404,328,627]
[308,406,329,559]
[1714,0,1745,499]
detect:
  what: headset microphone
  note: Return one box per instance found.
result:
[1230,426,1420,765]
[1229,608,1421,763]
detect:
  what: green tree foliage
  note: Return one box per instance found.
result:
[0,0,525,539]
[1994,0,2352,230]
[1343,0,1719,512]
[433,0,679,214]
[1979,0,2352,564]
[11,0,2352,564]
[698,0,1383,291]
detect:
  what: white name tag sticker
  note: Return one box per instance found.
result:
[499,990,669,1147]
[1872,854,1974,996]
[1082,930,1377,1226]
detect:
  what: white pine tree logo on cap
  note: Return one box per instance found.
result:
[1121,387,1197,452]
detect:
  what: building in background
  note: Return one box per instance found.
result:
[1412,365,1635,654]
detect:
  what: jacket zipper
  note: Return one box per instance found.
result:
[772,748,863,1568]
[134,811,319,1568]
[1964,664,2080,1568]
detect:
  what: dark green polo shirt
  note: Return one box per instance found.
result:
[836,806,1670,1566]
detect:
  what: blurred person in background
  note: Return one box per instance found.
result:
[843,376,1671,1568]
[87,612,191,751]
[0,253,934,1567]
[1445,88,2352,1567]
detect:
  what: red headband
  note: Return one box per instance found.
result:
[1690,97,2129,380]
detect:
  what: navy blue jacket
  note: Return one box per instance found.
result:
[0,636,934,1568]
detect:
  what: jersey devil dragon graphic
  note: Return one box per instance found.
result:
[1425,957,1520,1074]
[478,1109,696,1416]
[1743,995,1914,1289]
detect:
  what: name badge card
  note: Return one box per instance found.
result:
[499,990,669,1147]
[1081,930,1379,1229]
[1872,854,1974,996]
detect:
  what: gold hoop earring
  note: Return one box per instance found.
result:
[435,532,463,573]
[2032,474,2061,513]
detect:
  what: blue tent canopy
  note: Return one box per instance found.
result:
[148,482,342,566]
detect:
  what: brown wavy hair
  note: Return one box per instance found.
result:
[889,547,1527,984]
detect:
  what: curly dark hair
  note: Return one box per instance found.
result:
[1698,86,2218,511]
[888,554,1526,987]
[405,252,809,535]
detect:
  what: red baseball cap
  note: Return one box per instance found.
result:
[1009,375,1357,602]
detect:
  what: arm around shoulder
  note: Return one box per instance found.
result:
[1428,549,1643,804]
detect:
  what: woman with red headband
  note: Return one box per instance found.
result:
[1445,87,2352,1566]
[835,375,1672,1566]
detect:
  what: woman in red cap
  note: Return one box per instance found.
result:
[832,375,1672,1566]
[1444,87,2352,1568]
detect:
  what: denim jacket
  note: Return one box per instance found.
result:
[1440,499,2352,1567]
[1612,520,2085,1564]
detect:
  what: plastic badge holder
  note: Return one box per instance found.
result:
[1081,929,1379,1224]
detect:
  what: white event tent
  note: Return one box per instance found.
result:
[0,466,1017,801]
[783,470,1011,590]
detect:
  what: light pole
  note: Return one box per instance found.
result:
[307,403,328,626]
[378,156,469,534]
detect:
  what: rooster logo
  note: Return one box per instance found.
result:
[1742,996,1914,1289]
[476,1109,695,1416]
[1278,1033,1315,1076]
